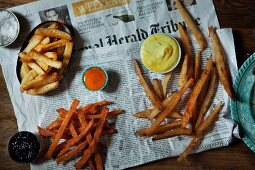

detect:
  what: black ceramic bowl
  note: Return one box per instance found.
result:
[8,131,40,163]
[16,21,72,83]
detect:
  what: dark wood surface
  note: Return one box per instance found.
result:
[1,0,255,169]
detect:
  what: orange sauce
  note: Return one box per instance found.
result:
[84,67,107,91]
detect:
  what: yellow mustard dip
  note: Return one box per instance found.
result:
[141,34,180,73]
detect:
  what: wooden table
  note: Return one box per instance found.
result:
[1,0,255,169]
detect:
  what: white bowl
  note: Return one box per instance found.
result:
[140,33,181,74]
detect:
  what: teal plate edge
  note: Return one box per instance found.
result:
[230,52,255,153]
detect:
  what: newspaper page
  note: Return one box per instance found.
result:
[0,0,238,169]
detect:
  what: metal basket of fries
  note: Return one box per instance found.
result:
[16,21,73,95]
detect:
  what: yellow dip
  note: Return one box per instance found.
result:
[141,34,180,73]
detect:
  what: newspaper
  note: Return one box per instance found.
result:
[0,0,238,169]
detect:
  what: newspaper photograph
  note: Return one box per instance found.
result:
[0,0,238,169]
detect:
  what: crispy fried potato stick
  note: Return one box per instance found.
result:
[27,62,45,75]
[133,110,183,119]
[176,0,207,51]
[46,118,63,130]
[134,59,163,111]
[182,56,213,128]
[162,72,172,98]
[208,26,235,99]
[179,54,188,87]
[151,78,163,100]
[196,102,223,135]
[137,121,182,136]
[35,28,72,40]
[140,78,193,136]
[194,50,202,83]
[34,37,51,51]
[39,39,69,52]
[153,128,192,140]
[27,81,60,95]
[178,23,193,80]
[195,65,217,129]
[45,99,80,159]
[59,42,73,73]
[177,102,223,161]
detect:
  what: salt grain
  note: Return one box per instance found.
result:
[0,10,19,46]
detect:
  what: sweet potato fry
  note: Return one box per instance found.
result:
[162,72,172,98]
[182,56,213,128]
[151,78,163,100]
[195,65,217,129]
[35,28,72,41]
[74,108,108,169]
[134,59,163,111]
[140,78,193,136]
[46,118,63,130]
[153,128,192,140]
[208,26,235,99]
[108,109,123,116]
[176,0,207,51]
[45,99,80,159]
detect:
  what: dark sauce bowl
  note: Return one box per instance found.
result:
[8,131,40,163]
[16,21,73,83]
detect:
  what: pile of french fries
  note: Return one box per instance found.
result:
[18,22,73,95]
[133,0,235,161]
[38,99,123,169]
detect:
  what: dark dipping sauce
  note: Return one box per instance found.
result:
[8,131,40,163]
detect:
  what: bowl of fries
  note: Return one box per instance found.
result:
[17,21,73,95]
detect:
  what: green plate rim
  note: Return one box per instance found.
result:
[230,52,255,153]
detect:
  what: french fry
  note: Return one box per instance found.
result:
[140,78,193,136]
[45,99,80,159]
[47,22,59,29]
[20,63,31,80]
[27,81,60,95]
[162,72,172,98]
[27,62,45,75]
[46,118,63,130]
[59,42,73,73]
[34,37,51,51]
[35,28,72,41]
[176,0,207,51]
[22,72,60,91]
[39,39,69,52]
[182,56,213,128]
[178,23,193,80]
[29,50,62,69]
[179,54,188,87]
[57,46,65,58]
[20,70,38,92]
[195,65,217,129]
[23,35,44,53]
[194,50,202,83]
[151,78,163,100]
[134,59,163,111]
[208,26,235,99]
[44,52,58,60]
[153,128,192,140]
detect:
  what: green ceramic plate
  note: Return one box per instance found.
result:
[230,52,255,153]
